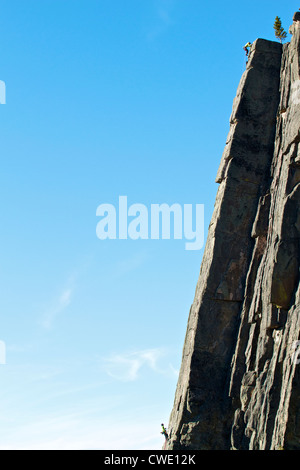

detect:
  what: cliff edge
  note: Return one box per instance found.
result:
[166,12,300,450]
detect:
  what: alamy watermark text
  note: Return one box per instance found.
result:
[96,196,204,251]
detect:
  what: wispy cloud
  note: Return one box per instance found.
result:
[147,0,176,41]
[112,251,149,279]
[102,348,178,382]
[157,2,173,26]
[38,261,94,329]
[39,272,78,329]
[40,288,72,329]
[0,351,174,450]
[0,362,165,450]
[0,409,164,450]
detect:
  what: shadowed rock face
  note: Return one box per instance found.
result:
[166,13,300,451]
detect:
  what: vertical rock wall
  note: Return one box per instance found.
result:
[166,13,300,450]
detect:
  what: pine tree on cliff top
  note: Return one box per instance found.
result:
[274,16,287,43]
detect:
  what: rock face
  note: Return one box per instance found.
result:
[166,13,300,450]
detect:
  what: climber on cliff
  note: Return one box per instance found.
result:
[243,42,252,56]
[161,423,168,441]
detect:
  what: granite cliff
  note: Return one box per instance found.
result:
[166,12,300,450]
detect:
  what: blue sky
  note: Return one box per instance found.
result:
[0,0,298,450]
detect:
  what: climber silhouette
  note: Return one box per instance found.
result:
[161,423,168,440]
[243,42,252,57]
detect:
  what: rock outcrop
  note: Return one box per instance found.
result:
[166,12,300,450]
